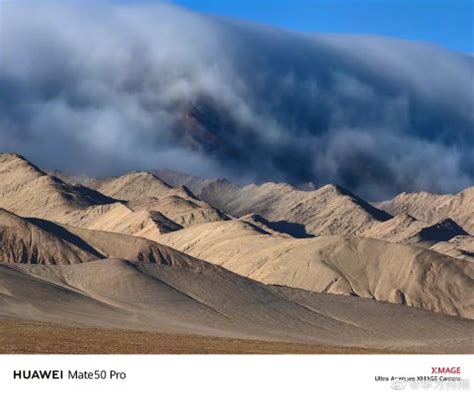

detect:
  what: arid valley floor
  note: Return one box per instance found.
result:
[0,153,473,353]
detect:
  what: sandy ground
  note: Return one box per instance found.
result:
[0,320,382,354]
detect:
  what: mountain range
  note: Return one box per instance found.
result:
[0,153,473,353]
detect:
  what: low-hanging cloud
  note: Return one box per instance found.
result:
[0,2,473,199]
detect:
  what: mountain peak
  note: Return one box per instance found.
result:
[0,152,46,176]
[97,171,172,201]
[316,183,349,196]
[0,153,113,219]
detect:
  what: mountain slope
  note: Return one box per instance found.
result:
[58,203,182,242]
[95,172,230,228]
[88,209,182,241]
[97,172,173,201]
[0,208,103,264]
[1,260,473,353]
[127,195,229,228]
[362,214,468,245]
[1,156,229,237]
[431,236,474,263]
[0,208,207,266]
[0,153,113,219]
[376,187,474,234]
[158,220,474,318]
[194,182,392,236]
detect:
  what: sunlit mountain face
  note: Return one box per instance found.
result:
[0,3,473,199]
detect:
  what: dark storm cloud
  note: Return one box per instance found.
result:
[0,3,473,199]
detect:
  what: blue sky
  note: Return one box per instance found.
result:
[161,0,473,53]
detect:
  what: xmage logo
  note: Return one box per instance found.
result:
[431,367,461,374]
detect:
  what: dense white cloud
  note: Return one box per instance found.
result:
[0,2,473,199]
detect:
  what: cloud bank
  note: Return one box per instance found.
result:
[0,3,473,199]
